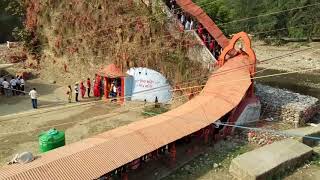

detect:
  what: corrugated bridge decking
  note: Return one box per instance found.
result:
[0,55,252,180]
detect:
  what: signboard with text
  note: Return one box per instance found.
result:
[127,67,172,103]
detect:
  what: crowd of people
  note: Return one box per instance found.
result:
[166,0,222,59]
[0,74,25,97]
[0,74,38,109]
[67,78,92,103]
[67,75,122,103]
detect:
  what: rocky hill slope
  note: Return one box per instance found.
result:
[21,0,207,85]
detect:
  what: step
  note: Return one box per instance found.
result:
[229,139,313,180]
[283,126,320,146]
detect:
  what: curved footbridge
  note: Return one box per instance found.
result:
[0,0,261,179]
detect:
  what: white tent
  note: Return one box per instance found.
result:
[126,67,172,103]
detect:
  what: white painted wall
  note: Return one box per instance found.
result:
[127,67,172,103]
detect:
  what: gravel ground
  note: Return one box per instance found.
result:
[254,41,320,73]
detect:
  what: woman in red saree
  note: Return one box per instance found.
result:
[80,81,86,98]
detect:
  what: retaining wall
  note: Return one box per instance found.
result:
[256,84,319,127]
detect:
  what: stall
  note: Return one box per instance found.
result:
[98,64,133,102]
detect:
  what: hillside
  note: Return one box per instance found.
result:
[19,0,207,85]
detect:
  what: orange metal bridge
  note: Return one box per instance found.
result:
[0,1,257,179]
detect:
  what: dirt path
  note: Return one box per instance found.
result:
[0,99,149,165]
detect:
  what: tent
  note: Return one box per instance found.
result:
[126,67,172,103]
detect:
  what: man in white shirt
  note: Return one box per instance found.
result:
[10,77,17,96]
[185,20,190,30]
[189,20,194,30]
[2,78,10,96]
[29,88,38,109]
[180,13,185,25]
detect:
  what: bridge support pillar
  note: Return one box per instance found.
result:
[121,172,128,180]
[204,126,211,145]
[169,143,176,167]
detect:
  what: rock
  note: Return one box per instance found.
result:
[49,80,56,84]
[258,139,265,145]
[184,165,191,171]
[213,163,218,168]
[255,84,319,127]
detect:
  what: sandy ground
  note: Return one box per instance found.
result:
[254,41,320,73]
[0,78,69,116]
[0,98,150,165]
[0,73,154,165]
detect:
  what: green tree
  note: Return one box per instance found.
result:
[196,0,320,39]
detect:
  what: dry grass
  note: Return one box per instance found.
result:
[32,0,207,86]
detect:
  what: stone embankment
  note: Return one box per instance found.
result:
[255,84,319,127]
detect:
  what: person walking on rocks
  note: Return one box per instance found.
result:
[29,88,38,109]
[66,85,72,103]
[74,83,79,102]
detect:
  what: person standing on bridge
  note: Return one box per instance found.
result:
[185,18,191,30]
[180,13,186,25]
[29,88,38,109]
[209,40,215,56]
[189,18,194,30]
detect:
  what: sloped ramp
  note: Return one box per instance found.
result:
[0,55,252,180]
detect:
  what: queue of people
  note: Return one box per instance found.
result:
[0,74,26,97]
[67,74,121,103]
[66,78,92,103]
[166,0,222,59]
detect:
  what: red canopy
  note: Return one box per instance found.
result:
[98,64,124,77]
